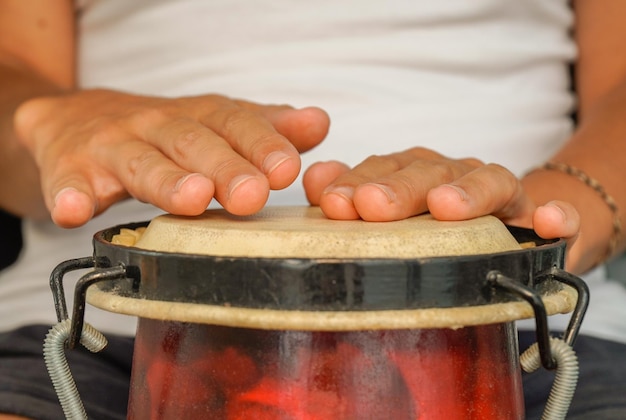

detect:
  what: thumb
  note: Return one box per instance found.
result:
[532,200,580,241]
[532,200,582,273]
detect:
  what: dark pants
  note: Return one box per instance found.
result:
[1,325,624,420]
[520,332,626,420]
[0,325,133,420]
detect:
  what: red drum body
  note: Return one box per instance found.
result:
[77,207,578,420]
[128,321,523,420]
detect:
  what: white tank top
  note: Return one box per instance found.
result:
[4,0,622,343]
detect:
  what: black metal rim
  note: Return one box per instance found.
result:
[89,222,566,311]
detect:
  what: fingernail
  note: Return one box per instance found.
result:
[174,173,203,193]
[544,201,567,221]
[54,187,78,206]
[263,151,291,175]
[368,183,396,203]
[444,184,469,201]
[323,185,355,201]
[228,174,256,199]
[53,187,95,220]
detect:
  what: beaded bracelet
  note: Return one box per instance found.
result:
[539,161,622,262]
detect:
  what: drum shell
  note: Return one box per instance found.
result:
[127,319,524,419]
[84,215,568,419]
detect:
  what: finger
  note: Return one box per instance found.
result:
[318,151,430,220]
[38,151,125,227]
[427,163,535,223]
[302,161,351,205]
[533,200,581,273]
[328,154,480,221]
[233,100,330,153]
[262,107,331,153]
[20,110,108,227]
[102,138,222,215]
[51,188,97,228]
[319,148,482,220]
[13,96,58,148]
[143,118,276,213]
[533,200,580,240]
[197,105,302,190]
[317,156,391,220]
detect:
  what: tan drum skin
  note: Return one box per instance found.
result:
[87,206,576,331]
[128,206,522,258]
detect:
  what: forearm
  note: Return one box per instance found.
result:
[522,78,626,273]
[0,0,75,219]
[0,61,67,219]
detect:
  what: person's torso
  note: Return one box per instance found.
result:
[2,0,589,337]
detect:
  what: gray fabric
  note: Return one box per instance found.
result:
[606,252,626,288]
[520,331,626,420]
[0,325,132,420]
[0,326,624,419]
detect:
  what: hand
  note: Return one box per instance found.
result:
[14,89,330,227]
[304,147,581,270]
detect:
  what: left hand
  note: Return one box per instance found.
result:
[14,89,330,227]
[303,147,581,267]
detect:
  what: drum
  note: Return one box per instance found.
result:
[48,206,587,420]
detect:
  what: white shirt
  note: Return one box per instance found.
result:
[4,0,624,344]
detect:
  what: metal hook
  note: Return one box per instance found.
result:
[487,270,556,370]
[68,265,130,349]
[534,267,590,347]
[50,257,99,323]
[488,267,589,371]
[48,256,135,349]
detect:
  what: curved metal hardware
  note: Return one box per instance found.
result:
[68,265,130,349]
[488,270,555,370]
[50,257,98,322]
[49,256,135,349]
[534,267,590,347]
[488,267,589,371]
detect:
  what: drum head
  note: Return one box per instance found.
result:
[126,206,522,258]
[88,206,570,329]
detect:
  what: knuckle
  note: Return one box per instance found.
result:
[204,94,232,106]
[461,157,484,168]
[395,173,421,197]
[248,132,288,154]
[210,156,245,179]
[476,164,520,207]
[170,127,209,160]
[88,118,128,147]
[53,153,77,170]
[406,146,442,160]
[44,155,78,182]
[126,149,162,178]
[218,107,250,136]
[14,99,47,143]
[362,154,401,171]
[132,105,173,127]
[485,163,517,181]
[426,160,457,182]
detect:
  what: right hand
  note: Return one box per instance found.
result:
[303,147,582,271]
[14,89,330,227]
